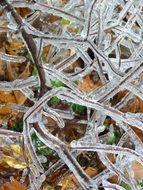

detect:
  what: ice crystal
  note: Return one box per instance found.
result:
[0,0,143,189]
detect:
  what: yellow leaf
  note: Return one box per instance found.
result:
[61,180,69,190]
[10,144,23,156]
[3,155,27,169]
[42,183,54,190]
[0,91,16,103]
[3,40,23,55]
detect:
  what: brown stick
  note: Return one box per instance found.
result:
[0,0,49,97]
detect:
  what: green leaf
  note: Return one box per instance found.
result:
[107,130,121,145]
[51,80,65,87]
[11,119,23,132]
[32,66,38,76]
[31,133,56,156]
[137,179,143,187]
[73,26,79,33]
[61,18,70,25]
[121,182,131,190]
[48,96,60,106]
[108,133,116,145]
[23,47,33,61]
[70,103,86,114]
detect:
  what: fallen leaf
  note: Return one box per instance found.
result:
[47,14,60,23]
[18,62,32,79]
[61,180,69,190]
[42,182,54,190]
[77,75,101,92]
[0,91,17,118]
[0,57,6,80]
[10,144,23,157]
[109,161,143,184]
[0,179,26,190]
[14,91,27,105]
[132,161,143,180]
[3,155,27,170]
[0,91,16,103]
[3,40,23,55]
[58,166,98,190]
[16,8,31,17]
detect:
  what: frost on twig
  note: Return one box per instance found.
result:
[0,0,143,189]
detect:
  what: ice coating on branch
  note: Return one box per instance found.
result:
[0,0,143,189]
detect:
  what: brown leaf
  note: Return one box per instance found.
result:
[132,161,143,180]
[58,167,98,190]
[16,8,31,17]
[47,14,61,23]
[109,161,143,184]
[14,91,27,105]
[77,75,101,92]
[18,63,32,79]
[121,96,142,113]
[3,40,23,55]
[0,91,17,117]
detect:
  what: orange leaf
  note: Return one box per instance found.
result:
[16,8,31,17]
[0,180,26,190]
[77,75,101,92]
[3,40,23,55]
[59,167,98,190]
[132,161,143,180]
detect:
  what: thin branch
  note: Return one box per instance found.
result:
[0,0,49,97]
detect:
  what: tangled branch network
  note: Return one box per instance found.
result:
[0,0,143,189]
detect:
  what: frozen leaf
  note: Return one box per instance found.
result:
[132,161,143,180]
[3,156,27,169]
[16,7,31,17]
[77,75,101,92]
[32,66,38,76]
[14,91,27,105]
[0,0,143,189]
[11,119,23,132]
[10,144,23,156]
[51,80,65,87]
[137,179,143,187]
[120,181,131,190]
[59,167,98,189]
[31,132,56,156]
[61,18,70,25]
[3,41,23,55]
[47,14,61,23]
[70,103,86,114]
[0,179,26,190]
[42,182,54,190]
